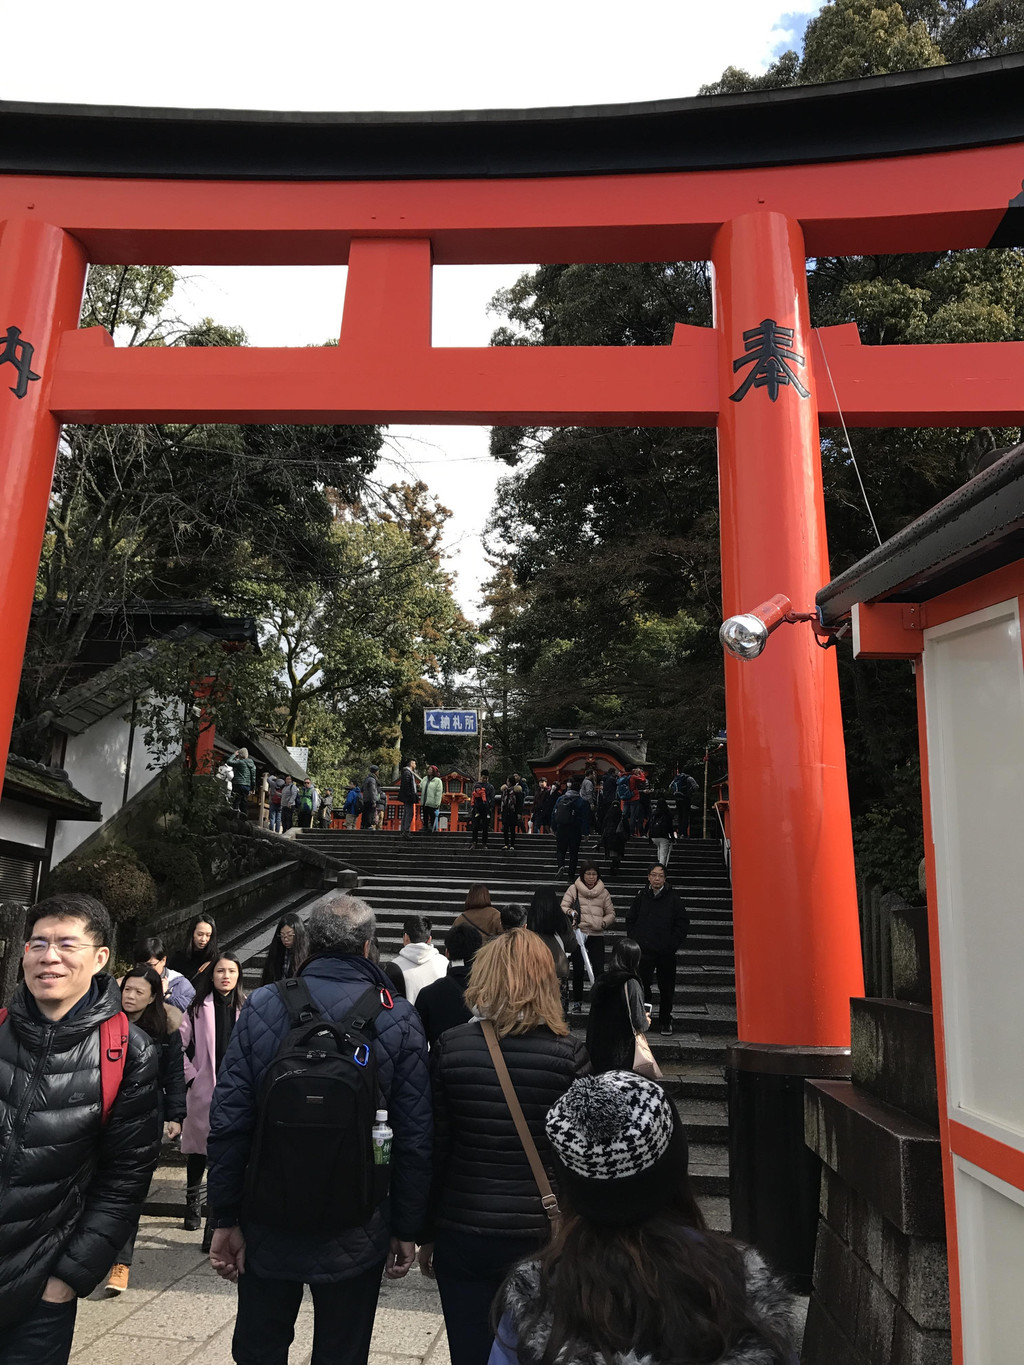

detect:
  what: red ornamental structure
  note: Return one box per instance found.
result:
[1,59,1023,1342]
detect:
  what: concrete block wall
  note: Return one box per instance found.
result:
[802,904,952,1365]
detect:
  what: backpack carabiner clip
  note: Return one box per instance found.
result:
[379,987,394,1010]
[353,1042,370,1068]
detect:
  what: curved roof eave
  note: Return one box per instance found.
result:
[1,55,1023,181]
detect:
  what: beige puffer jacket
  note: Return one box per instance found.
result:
[561,877,616,936]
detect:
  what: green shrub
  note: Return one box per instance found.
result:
[44,845,157,924]
[133,839,204,909]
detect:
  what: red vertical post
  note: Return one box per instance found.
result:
[0,218,87,797]
[713,210,863,1046]
[713,212,863,1283]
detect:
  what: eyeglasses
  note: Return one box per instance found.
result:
[26,938,102,956]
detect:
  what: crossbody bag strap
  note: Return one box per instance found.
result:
[479,1019,560,1227]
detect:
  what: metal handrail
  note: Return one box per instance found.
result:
[714,800,731,877]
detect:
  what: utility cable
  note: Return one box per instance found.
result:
[815,332,882,548]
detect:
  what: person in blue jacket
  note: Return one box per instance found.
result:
[205,891,433,1365]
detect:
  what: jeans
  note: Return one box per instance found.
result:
[268,806,282,833]
[232,1262,384,1365]
[401,802,415,833]
[654,837,671,867]
[434,1231,541,1365]
[555,829,581,881]
[639,950,677,1027]
[0,1297,78,1365]
[570,934,606,1002]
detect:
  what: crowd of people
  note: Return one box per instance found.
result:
[0,850,796,1365]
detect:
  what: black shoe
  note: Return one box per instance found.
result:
[184,1196,201,1232]
[660,1021,673,1037]
[570,1001,583,1014]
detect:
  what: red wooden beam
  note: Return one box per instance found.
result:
[50,319,1024,428]
[1,138,1020,265]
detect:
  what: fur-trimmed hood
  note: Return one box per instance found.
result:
[497,1246,799,1365]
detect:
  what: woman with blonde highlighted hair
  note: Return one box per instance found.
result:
[419,929,590,1365]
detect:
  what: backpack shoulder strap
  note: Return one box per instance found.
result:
[0,1007,7,1027]
[341,984,389,1036]
[99,1012,129,1125]
[276,977,323,1026]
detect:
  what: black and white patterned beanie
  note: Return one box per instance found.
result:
[545,1071,687,1225]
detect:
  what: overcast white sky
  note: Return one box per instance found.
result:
[1,0,822,616]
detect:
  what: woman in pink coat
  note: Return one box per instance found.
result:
[179,951,245,1249]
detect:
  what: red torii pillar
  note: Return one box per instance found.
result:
[713,211,864,1281]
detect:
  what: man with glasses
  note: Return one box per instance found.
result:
[0,893,160,1365]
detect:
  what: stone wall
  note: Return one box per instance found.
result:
[802,904,952,1365]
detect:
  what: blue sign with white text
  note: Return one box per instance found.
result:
[424,709,478,736]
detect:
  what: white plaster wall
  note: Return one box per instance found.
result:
[0,798,49,849]
[51,696,182,866]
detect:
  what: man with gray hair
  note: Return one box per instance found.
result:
[205,892,432,1365]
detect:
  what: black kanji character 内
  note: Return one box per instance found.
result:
[0,326,41,399]
[729,318,809,403]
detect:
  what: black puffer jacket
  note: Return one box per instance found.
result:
[427,1021,590,1240]
[0,975,160,1328]
[625,884,690,954]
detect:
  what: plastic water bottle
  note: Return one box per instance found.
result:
[372,1109,393,1167]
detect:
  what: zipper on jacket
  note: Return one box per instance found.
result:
[0,1024,54,1184]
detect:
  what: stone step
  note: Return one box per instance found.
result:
[659,1068,728,1100]
[671,1098,729,1143]
[697,1195,731,1233]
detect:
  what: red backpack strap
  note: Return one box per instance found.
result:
[99,1012,129,1125]
[0,1008,7,1027]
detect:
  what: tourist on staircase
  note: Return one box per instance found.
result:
[399,757,420,836]
[552,783,587,882]
[625,865,690,1037]
[584,939,650,1073]
[469,770,495,849]
[179,952,246,1251]
[422,765,444,833]
[561,861,615,1014]
[267,774,285,833]
[279,776,300,831]
[596,768,618,840]
[599,795,629,876]
[169,914,219,984]
[650,798,676,868]
[534,780,553,833]
[526,889,573,1014]
[385,915,448,1005]
[361,764,382,829]
[499,776,522,851]
[0,895,159,1364]
[134,933,195,1013]
[260,912,309,986]
[344,779,363,829]
[415,920,484,1046]
[500,904,528,930]
[106,965,188,1294]
[669,766,700,839]
[451,884,503,941]
[512,772,530,835]
[490,1072,798,1365]
[227,748,256,816]
[294,777,320,830]
[418,929,590,1365]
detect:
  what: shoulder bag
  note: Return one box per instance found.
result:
[480,1019,561,1238]
[626,985,662,1080]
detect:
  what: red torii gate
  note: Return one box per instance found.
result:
[1,58,1022,1268]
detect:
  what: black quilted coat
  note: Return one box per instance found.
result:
[0,975,160,1329]
[426,1020,591,1240]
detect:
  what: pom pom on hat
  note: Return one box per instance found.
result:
[546,1071,675,1181]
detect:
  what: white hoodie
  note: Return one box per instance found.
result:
[390,940,448,1004]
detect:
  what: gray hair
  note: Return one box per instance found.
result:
[306,892,376,955]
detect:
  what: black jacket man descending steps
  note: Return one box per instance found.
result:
[625,864,690,1035]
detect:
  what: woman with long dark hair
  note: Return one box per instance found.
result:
[492,1072,798,1365]
[584,938,650,1073]
[260,911,309,985]
[179,951,245,1250]
[526,888,572,1011]
[168,913,219,982]
[420,929,590,1365]
[106,966,187,1293]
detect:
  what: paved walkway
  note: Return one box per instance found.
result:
[71,1166,448,1365]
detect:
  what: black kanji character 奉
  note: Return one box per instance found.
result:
[0,325,41,399]
[729,318,809,403]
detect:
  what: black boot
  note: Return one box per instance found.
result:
[184,1187,202,1232]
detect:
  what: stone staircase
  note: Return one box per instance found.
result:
[248,827,736,1230]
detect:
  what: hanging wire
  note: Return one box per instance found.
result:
[815,332,883,548]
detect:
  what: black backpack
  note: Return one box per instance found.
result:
[243,977,392,1231]
[553,793,580,829]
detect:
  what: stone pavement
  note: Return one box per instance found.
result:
[71,1165,448,1365]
